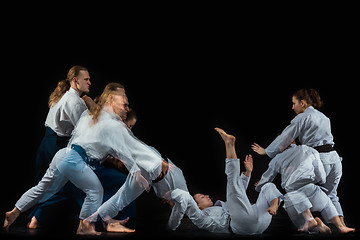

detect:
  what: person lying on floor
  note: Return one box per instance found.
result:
[166,128,283,235]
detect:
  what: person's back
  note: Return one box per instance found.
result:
[293,107,334,148]
[260,144,325,193]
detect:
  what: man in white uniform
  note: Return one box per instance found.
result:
[29,65,92,229]
[35,65,91,183]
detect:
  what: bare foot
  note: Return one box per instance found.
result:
[339,216,348,228]
[267,197,279,216]
[115,217,130,226]
[267,206,278,216]
[4,207,21,232]
[298,218,318,232]
[106,222,135,233]
[314,217,331,234]
[337,225,356,234]
[27,216,39,229]
[106,217,130,225]
[214,128,236,145]
[77,220,101,235]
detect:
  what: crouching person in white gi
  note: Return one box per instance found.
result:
[166,128,283,235]
[255,144,355,234]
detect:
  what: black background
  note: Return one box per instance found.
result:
[1,10,359,235]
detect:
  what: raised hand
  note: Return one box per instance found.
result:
[251,143,266,155]
[244,154,253,177]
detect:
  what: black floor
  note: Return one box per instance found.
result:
[1,191,358,240]
[2,215,358,240]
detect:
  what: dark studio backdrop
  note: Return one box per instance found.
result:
[1,16,359,234]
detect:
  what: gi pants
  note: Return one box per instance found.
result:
[320,151,343,218]
[16,147,103,221]
[225,159,283,235]
[283,184,338,229]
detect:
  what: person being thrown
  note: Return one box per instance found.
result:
[166,128,283,235]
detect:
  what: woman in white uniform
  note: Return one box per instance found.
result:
[167,128,283,235]
[255,144,355,234]
[252,88,346,226]
[4,83,167,235]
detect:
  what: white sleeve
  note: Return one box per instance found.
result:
[64,98,87,127]
[153,160,189,199]
[168,189,217,231]
[103,121,163,181]
[168,189,190,230]
[255,166,278,192]
[265,119,303,158]
[239,173,251,190]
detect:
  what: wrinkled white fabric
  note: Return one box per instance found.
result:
[153,159,188,199]
[256,144,338,227]
[69,109,163,179]
[169,158,283,235]
[45,87,87,137]
[16,108,163,222]
[256,144,326,193]
[265,107,334,163]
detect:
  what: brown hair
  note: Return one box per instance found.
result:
[48,65,88,107]
[293,88,323,109]
[89,82,125,124]
[126,108,137,121]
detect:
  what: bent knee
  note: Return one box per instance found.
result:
[261,182,276,191]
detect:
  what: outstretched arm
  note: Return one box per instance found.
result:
[168,189,218,232]
[251,143,266,155]
[168,189,189,230]
[255,167,278,192]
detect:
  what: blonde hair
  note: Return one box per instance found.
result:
[48,65,88,107]
[89,82,125,124]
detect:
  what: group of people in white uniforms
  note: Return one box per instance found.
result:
[255,143,348,233]
[3,65,356,235]
[4,66,188,234]
[164,88,355,235]
[252,88,355,234]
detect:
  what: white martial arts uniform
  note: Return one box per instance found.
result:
[168,158,283,235]
[15,108,163,221]
[45,87,87,137]
[95,157,189,222]
[35,87,88,183]
[264,106,343,216]
[256,144,338,228]
[153,159,188,199]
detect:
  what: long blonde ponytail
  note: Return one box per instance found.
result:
[48,65,88,107]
